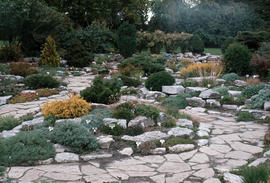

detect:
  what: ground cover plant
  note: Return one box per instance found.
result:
[145,71,175,91]
[24,73,60,89]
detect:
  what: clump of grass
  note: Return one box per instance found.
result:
[237,111,255,122]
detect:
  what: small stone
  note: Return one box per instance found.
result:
[122,131,170,143]
[228,90,242,97]
[190,153,209,163]
[223,173,243,183]
[206,99,221,107]
[264,102,270,111]
[225,151,252,160]
[0,95,12,106]
[150,148,166,155]
[176,119,193,129]
[248,158,268,167]
[80,153,112,161]
[168,127,193,137]
[263,150,270,157]
[55,152,79,163]
[37,158,54,165]
[186,87,208,93]
[119,147,133,156]
[199,89,221,99]
[97,135,114,149]
[197,130,209,137]
[162,86,185,95]
[128,116,155,128]
[222,105,238,110]
[193,168,215,179]
[179,150,198,160]
[103,118,127,128]
[197,139,209,146]
[234,80,246,87]
[169,144,195,153]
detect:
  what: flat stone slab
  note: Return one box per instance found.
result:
[121,131,170,142]
[157,162,191,173]
[55,152,79,163]
[167,127,193,137]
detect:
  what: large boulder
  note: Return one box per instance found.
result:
[162,86,185,95]
[186,97,206,107]
[199,89,221,99]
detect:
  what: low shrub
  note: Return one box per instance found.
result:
[134,104,160,123]
[162,93,191,109]
[161,118,176,128]
[80,77,121,104]
[40,35,60,67]
[145,71,175,91]
[167,59,179,72]
[180,62,223,78]
[234,96,247,105]
[42,96,91,118]
[139,141,156,155]
[241,166,270,183]
[49,121,98,153]
[24,74,60,89]
[0,131,55,166]
[119,75,141,87]
[0,78,22,96]
[0,40,22,63]
[36,89,59,97]
[181,80,199,87]
[220,95,234,105]
[237,111,255,122]
[0,115,21,132]
[251,88,270,109]
[180,59,195,67]
[8,93,39,104]
[125,126,144,136]
[120,88,138,95]
[9,62,38,77]
[118,63,144,77]
[43,115,57,127]
[242,84,267,98]
[118,52,165,76]
[213,87,229,96]
[99,123,125,136]
[200,78,217,88]
[65,39,93,67]
[222,73,240,83]
[223,43,252,75]
[81,108,113,130]
[113,102,135,122]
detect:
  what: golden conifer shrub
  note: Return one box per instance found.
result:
[42,96,91,118]
[40,35,60,67]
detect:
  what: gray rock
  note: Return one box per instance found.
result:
[81,153,113,161]
[103,118,127,128]
[169,144,195,153]
[176,119,193,129]
[186,97,206,107]
[128,116,155,128]
[165,68,174,74]
[222,105,238,110]
[150,148,166,155]
[138,87,166,100]
[223,173,243,183]
[197,130,209,137]
[0,95,12,106]
[240,109,267,119]
[264,150,270,157]
[118,147,133,156]
[234,80,247,87]
[206,99,221,108]
[157,112,167,124]
[264,102,270,111]
[168,127,193,137]
[197,139,209,146]
[55,152,79,163]
[199,89,221,99]
[186,87,208,93]
[228,90,242,97]
[162,86,185,95]
[122,131,170,143]
[248,158,268,167]
[97,135,114,149]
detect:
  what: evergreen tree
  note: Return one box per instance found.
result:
[40,35,60,67]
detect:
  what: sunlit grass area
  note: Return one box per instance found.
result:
[204,48,222,55]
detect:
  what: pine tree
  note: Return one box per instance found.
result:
[40,35,60,67]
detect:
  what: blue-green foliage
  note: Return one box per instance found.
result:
[222,73,240,83]
[251,88,270,109]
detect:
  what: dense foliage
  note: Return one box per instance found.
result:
[145,71,175,91]
[40,35,60,67]
[24,74,60,89]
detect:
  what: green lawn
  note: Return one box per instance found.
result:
[204,48,222,55]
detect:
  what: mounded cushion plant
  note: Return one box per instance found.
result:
[223,43,252,75]
[222,73,240,83]
[0,131,55,166]
[145,71,175,91]
[251,88,270,109]
[80,77,121,104]
[9,62,38,77]
[49,121,98,153]
[24,73,60,89]
[42,95,91,118]
[134,104,160,124]
[40,35,60,67]
[113,102,135,122]
[0,115,21,132]
[242,84,267,98]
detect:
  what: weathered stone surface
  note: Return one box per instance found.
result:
[206,99,221,107]
[169,144,195,153]
[80,153,112,161]
[225,151,252,160]
[0,95,12,106]
[186,97,206,107]
[209,144,231,153]
[264,101,270,111]
[84,174,116,183]
[264,150,270,157]
[97,135,114,149]
[150,148,166,155]
[134,155,166,164]
[150,174,165,183]
[44,172,81,181]
[203,178,221,183]
[223,173,243,183]
[128,116,155,128]
[162,86,185,95]
[248,158,268,167]
[227,159,248,168]
[118,147,133,156]
[228,90,242,97]
[177,119,193,129]
[197,130,209,137]
[186,87,208,93]
[199,147,221,156]
[168,127,193,137]
[197,139,209,146]
[199,89,220,99]
[190,153,209,163]
[157,162,191,173]
[166,171,193,183]
[8,167,32,179]
[55,152,79,163]
[193,168,215,179]
[222,105,238,110]
[230,142,263,154]
[122,131,170,142]
[234,80,246,87]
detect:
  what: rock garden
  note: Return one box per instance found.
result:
[1,1,270,182]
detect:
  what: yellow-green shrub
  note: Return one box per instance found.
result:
[42,96,91,118]
[40,35,60,67]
